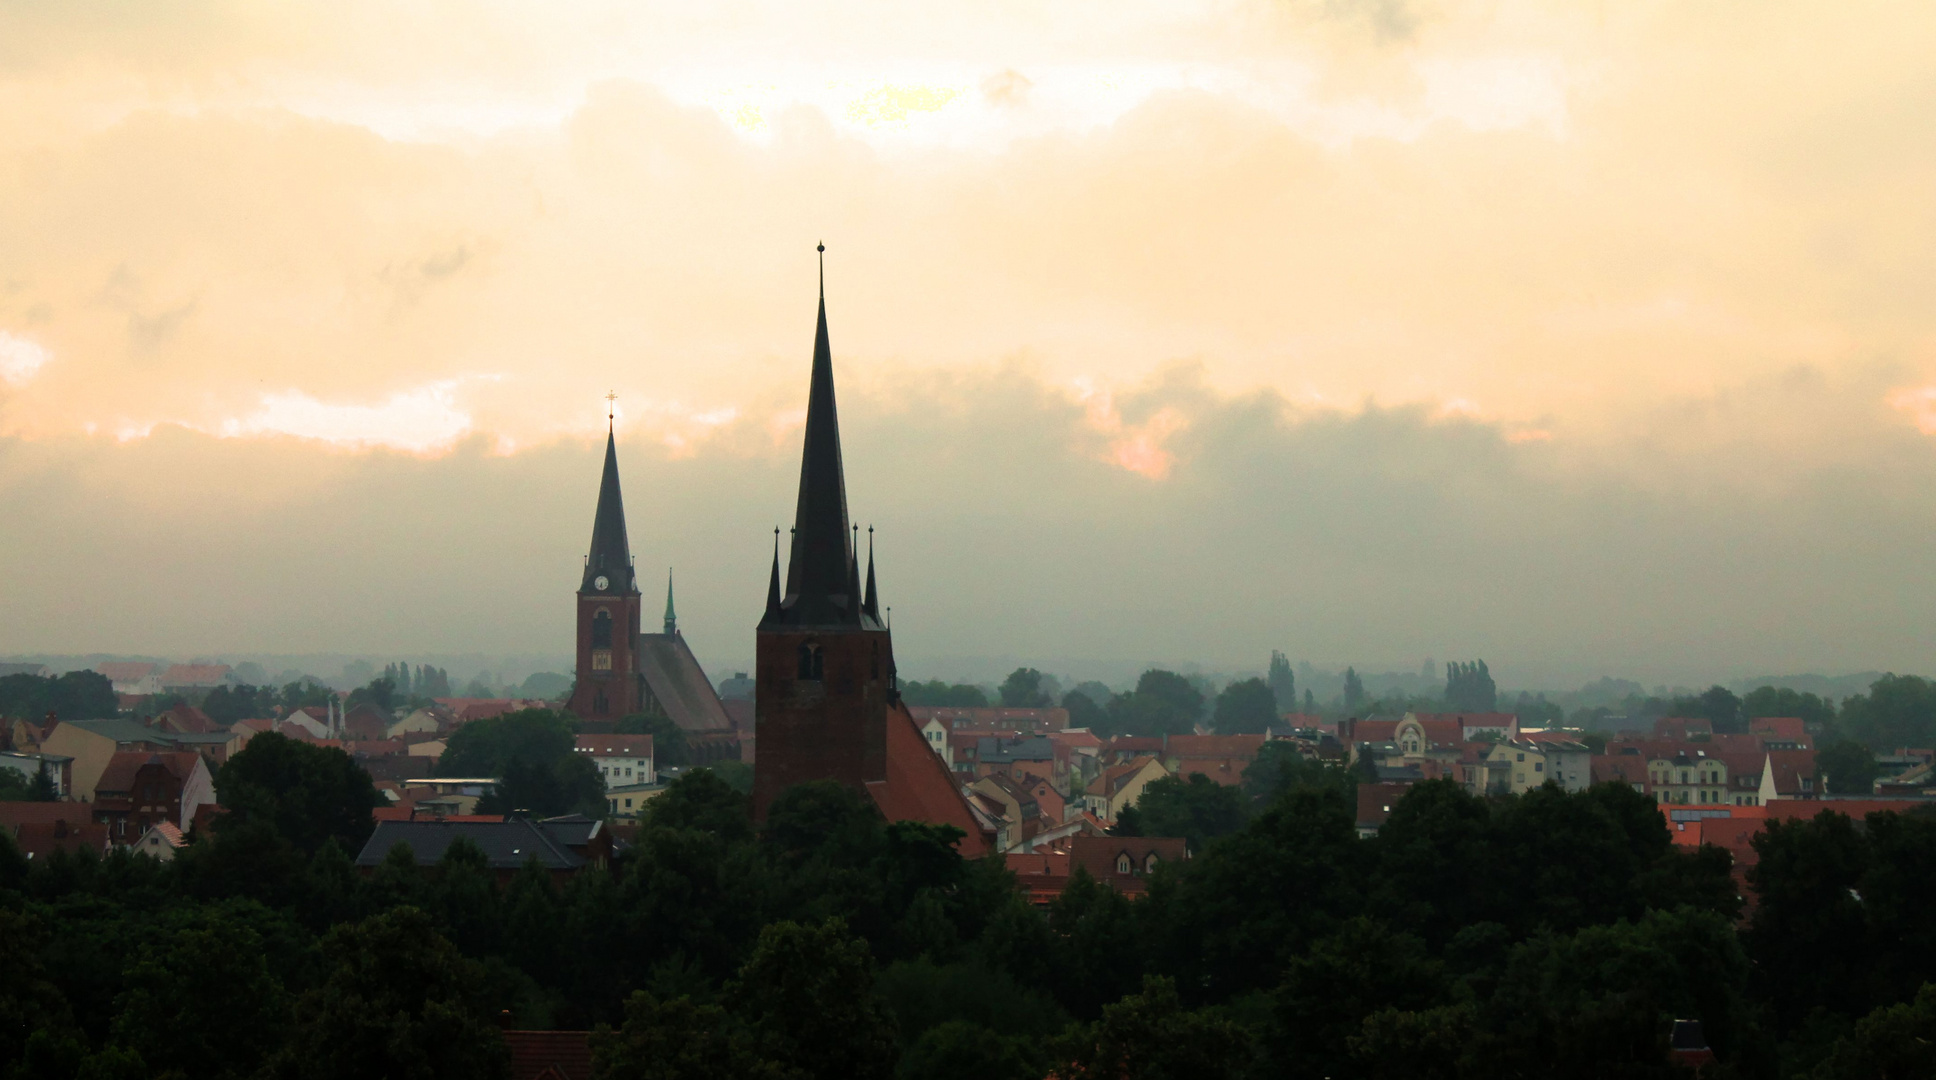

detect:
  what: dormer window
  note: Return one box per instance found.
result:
[1144,853,1159,874]
[1116,853,1132,875]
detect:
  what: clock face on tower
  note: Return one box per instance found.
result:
[594,575,609,591]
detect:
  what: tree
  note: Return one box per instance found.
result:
[0,670,118,723]
[1101,670,1205,737]
[1113,774,1248,852]
[272,907,509,1080]
[1061,689,1106,731]
[1817,740,1879,795]
[346,675,397,712]
[215,731,383,854]
[480,755,606,818]
[1240,741,1355,806]
[111,911,293,1080]
[644,769,753,843]
[439,707,574,777]
[590,991,787,1080]
[1270,918,1447,1079]
[617,712,691,769]
[1268,651,1296,713]
[728,918,897,1080]
[203,683,274,725]
[1211,678,1277,735]
[1444,661,1496,712]
[1669,685,1745,733]
[1344,667,1366,712]
[1055,976,1254,1080]
[1813,983,1936,1080]
[999,668,1052,708]
[1741,684,1836,730]
[1838,674,1936,749]
[896,1020,1042,1080]
[1745,811,1874,1029]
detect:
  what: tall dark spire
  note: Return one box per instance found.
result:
[773,244,861,627]
[582,426,635,594]
[663,569,677,634]
[765,528,782,621]
[863,526,879,620]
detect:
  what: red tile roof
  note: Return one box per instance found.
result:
[160,663,231,687]
[504,1030,592,1080]
[94,662,158,682]
[1749,716,1808,740]
[864,702,993,858]
[1067,835,1187,896]
[11,819,111,859]
[95,751,202,795]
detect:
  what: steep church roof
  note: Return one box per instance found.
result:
[765,246,881,630]
[582,427,637,595]
[636,633,733,732]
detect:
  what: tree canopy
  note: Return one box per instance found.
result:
[1212,677,1277,735]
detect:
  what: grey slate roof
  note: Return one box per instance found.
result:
[354,818,589,871]
[977,736,1054,764]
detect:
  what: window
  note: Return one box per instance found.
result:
[1116,853,1132,874]
[1534,762,1543,772]
[592,609,613,648]
[1145,853,1160,874]
[798,641,824,681]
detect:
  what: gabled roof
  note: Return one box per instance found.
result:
[11,819,110,858]
[1067,835,1187,894]
[94,661,158,682]
[862,702,992,857]
[95,751,203,795]
[160,663,231,687]
[1086,756,1164,797]
[505,1030,593,1080]
[152,704,220,735]
[354,818,587,870]
[575,734,654,757]
[977,736,1054,763]
[636,634,733,732]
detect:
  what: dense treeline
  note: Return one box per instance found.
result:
[6,727,1936,1078]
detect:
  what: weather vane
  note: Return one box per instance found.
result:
[605,391,618,421]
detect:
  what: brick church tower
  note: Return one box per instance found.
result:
[751,248,898,820]
[564,421,645,720]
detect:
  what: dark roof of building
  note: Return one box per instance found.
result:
[52,718,183,746]
[504,1030,593,1080]
[637,633,732,732]
[353,818,587,870]
[977,736,1054,763]
[764,255,879,631]
[581,427,639,596]
[95,751,203,795]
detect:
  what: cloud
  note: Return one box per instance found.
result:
[0,331,50,385]
[217,381,475,453]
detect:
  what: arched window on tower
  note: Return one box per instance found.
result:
[798,641,824,681]
[593,609,614,648]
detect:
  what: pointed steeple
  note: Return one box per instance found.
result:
[765,528,783,621]
[774,243,861,627]
[863,526,880,620]
[582,424,635,594]
[663,569,677,634]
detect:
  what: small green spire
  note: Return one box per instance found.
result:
[663,569,677,635]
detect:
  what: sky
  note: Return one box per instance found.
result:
[1,1,1933,689]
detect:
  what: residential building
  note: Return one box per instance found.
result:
[132,822,186,861]
[1084,756,1169,823]
[4,810,111,860]
[0,662,53,678]
[575,734,655,787]
[40,718,184,803]
[505,1030,593,1080]
[605,781,666,820]
[95,662,162,696]
[0,751,70,798]
[968,773,1041,852]
[159,663,232,692]
[1355,781,1416,838]
[354,814,614,884]
[90,750,215,842]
